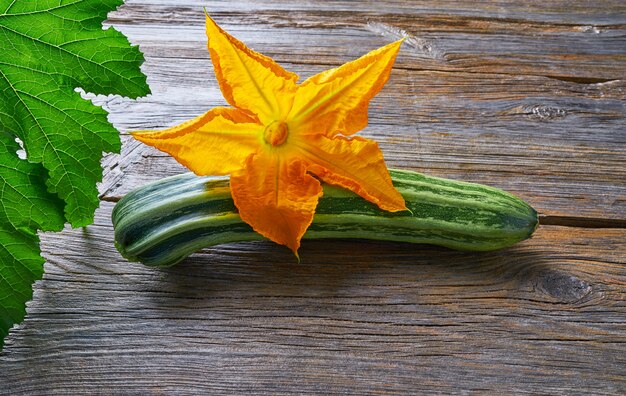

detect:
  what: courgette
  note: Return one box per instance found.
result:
[112,169,538,267]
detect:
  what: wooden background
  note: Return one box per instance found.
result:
[1,0,625,393]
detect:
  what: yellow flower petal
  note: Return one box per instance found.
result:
[132,15,407,256]
[132,107,262,176]
[297,134,406,212]
[289,39,403,137]
[230,152,323,254]
[206,14,299,123]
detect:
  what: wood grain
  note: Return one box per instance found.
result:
[1,0,625,394]
[107,3,626,79]
[0,202,624,394]
[95,3,625,220]
[116,0,626,25]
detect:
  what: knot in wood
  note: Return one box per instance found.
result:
[535,270,591,304]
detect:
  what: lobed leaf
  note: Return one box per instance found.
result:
[0,0,149,349]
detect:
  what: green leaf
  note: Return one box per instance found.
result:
[0,0,149,348]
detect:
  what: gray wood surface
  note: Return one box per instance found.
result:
[2,203,626,394]
[1,0,625,394]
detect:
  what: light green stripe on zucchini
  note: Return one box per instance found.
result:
[112,170,538,267]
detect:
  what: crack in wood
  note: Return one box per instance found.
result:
[538,215,626,229]
[366,21,447,61]
[545,76,621,85]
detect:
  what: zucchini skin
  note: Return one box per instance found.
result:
[112,169,538,267]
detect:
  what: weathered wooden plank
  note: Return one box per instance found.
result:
[119,0,626,25]
[0,202,624,394]
[95,60,626,132]
[99,138,626,224]
[107,5,626,79]
[94,66,625,220]
[91,4,626,222]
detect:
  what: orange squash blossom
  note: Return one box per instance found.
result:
[132,14,407,255]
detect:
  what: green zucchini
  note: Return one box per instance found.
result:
[112,169,538,267]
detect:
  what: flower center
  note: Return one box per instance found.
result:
[263,121,289,147]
